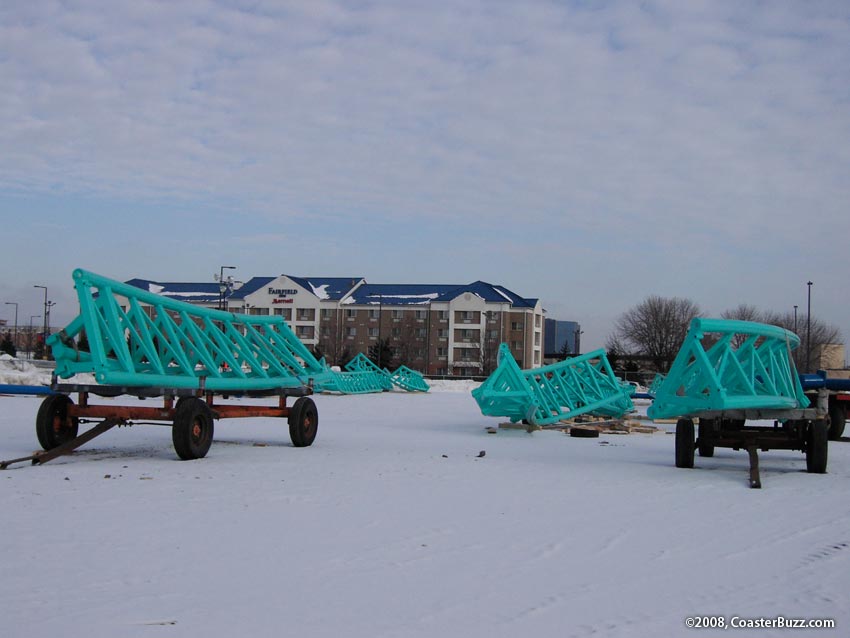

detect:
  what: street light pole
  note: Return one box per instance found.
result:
[793,305,798,334]
[218,266,236,311]
[806,281,813,373]
[29,314,41,360]
[4,301,18,347]
[34,285,48,358]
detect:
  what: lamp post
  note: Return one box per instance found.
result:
[4,301,18,347]
[34,285,48,358]
[793,305,798,334]
[574,328,584,357]
[218,266,236,311]
[46,300,56,342]
[29,314,40,360]
[806,281,813,373]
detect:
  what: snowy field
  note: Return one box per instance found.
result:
[1,368,849,637]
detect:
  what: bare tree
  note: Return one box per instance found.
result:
[609,295,702,372]
[721,306,841,373]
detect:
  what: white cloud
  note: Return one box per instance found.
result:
[1,0,848,350]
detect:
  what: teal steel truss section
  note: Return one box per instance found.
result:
[389,365,430,392]
[342,353,393,391]
[310,355,389,394]
[647,318,809,420]
[472,344,634,425]
[648,373,666,396]
[336,353,429,393]
[50,269,321,391]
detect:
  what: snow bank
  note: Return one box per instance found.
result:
[0,357,51,386]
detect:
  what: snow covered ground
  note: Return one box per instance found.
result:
[1,370,848,637]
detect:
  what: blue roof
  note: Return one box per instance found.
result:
[343,281,537,308]
[344,283,462,306]
[433,281,537,308]
[287,276,364,301]
[126,277,537,309]
[125,278,223,304]
[228,277,276,301]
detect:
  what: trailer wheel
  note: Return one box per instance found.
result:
[172,398,214,460]
[697,418,716,457]
[36,394,79,450]
[806,419,828,474]
[828,400,846,441]
[675,418,695,468]
[288,397,318,447]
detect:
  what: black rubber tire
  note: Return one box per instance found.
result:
[288,397,318,447]
[806,419,828,474]
[172,398,214,460]
[570,426,600,438]
[828,400,846,441]
[697,418,716,457]
[675,418,695,468]
[36,394,79,450]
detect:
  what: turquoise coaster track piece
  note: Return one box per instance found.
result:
[49,269,322,391]
[343,353,393,391]
[388,365,430,392]
[472,344,634,425]
[310,356,389,394]
[648,373,666,396]
[647,318,809,420]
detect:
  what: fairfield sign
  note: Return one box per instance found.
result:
[268,286,298,305]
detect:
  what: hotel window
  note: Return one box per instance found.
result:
[369,309,379,320]
[438,311,449,321]
[368,328,379,338]
[346,309,357,319]
[297,309,315,321]
[346,327,356,338]
[392,310,404,320]
[414,310,427,320]
[274,308,292,320]
[321,308,333,320]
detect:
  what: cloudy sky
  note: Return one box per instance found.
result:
[2,0,848,355]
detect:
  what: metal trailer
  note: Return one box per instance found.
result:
[1,383,317,469]
[648,318,823,488]
[1,269,322,469]
[799,371,850,441]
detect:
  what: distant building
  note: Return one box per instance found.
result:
[123,275,545,376]
[544,319,580,359]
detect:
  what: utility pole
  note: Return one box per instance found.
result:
[34,285,48,358]
[218,266,236,311]
[806,281,813,373]
[29,315,40,360]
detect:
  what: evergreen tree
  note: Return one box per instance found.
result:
[1,332,16,358]
[368,338,394,369]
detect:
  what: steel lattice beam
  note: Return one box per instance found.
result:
[49,269,321,391]
[647,318,809,420]
[472,344,634,425]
